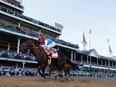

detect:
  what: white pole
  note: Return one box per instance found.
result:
[107,38,109,57]
[17,38,20,53]
[107,38,112,57]
[71,51,73,62]
[89,29,92,50]
[7,43,10,51]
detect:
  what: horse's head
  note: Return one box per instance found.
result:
[20,39,34,52]
[20,39,43,53]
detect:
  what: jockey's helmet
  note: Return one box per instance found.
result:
[38,35,45,41]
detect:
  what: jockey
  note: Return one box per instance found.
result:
[38,35,58,58]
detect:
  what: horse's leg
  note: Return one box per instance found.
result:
[48,66,57,79]
[48,68,54,79]
[48,69,51,79]
[66,68,70,77]
[55,73,58,80]
[64,70,69,78]
[41,67,46,77]
[48,65,59,80]
[37,67,46,79]
[66,70,70,78]
[63,64,71,78]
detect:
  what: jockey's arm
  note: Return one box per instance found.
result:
[41,40,48,49]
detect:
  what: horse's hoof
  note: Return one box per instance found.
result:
[42,76,47,79]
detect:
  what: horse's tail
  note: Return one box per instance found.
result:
[65,58,81,71]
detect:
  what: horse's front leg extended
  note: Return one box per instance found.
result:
[42,68,46,76]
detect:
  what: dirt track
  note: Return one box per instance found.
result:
[0,76,116,87]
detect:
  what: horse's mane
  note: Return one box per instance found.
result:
[26,39,43,51]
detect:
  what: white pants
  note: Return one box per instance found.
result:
[47,42,56,49]
[42,42,56,50]
[42,42,58,58]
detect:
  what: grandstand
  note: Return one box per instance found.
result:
[0,0,116,77]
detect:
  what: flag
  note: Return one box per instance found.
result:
[89,29,92,34]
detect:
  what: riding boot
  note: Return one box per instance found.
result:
[48,53,52,57]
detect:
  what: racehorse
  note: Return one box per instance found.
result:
[21,39,80,79]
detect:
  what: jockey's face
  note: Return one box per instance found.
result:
[39,39,43,42]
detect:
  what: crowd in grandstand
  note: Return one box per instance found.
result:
[0,66,38,76]
[0,6,62,33]
[0,65,116,78]
[0,49,116,69]
[0,21,79,48]
[0,49,36,61]
[2,0,24,9]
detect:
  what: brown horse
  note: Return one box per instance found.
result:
[21,39,80,79]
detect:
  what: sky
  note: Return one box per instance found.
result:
[22,0,116,56]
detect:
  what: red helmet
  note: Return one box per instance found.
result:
[38,35,45,41]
